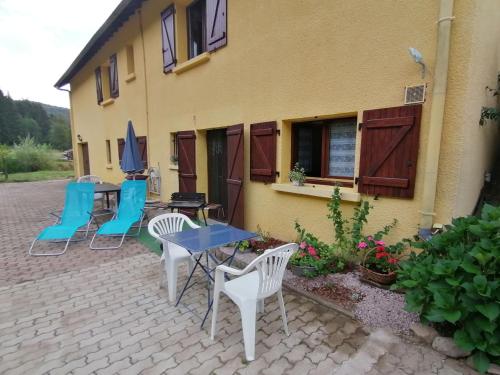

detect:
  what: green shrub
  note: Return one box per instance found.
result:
[394,204,500,373]
[6,136,56,173]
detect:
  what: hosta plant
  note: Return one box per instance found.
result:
[394,204,500,373]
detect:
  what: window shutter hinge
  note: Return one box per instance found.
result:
[276,129,281,136]
[275,171,280,177]
[358,123,363,131]
[355,177,359,184]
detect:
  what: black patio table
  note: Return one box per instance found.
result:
[161,224,257,328]
[94,183,121,209]
[166,200,208,225]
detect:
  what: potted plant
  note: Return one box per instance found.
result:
[357,236,405,285]
[290,222,344,277]
[288,162,306,186]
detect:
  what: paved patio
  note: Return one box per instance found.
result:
[0,180,477,374]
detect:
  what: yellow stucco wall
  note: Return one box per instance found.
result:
[68,0,500,245]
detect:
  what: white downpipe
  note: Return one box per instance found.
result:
[419,0,455,229]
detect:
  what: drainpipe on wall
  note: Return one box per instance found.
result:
[138,9,151,170]
[419,0,455,229]
[56,87,80,176]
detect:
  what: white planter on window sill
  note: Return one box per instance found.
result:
[291,180,304,186]
[271,183,361,202]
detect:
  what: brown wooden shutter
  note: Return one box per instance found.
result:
[137,136,148,169]
[161,6,176,73]
[206,0,227,52]
[178,131,197,193]
[358,104,422,198]
[250,121,277,183]
[226,124,244,228]
[117,138,125,163]
[109,54,119,98]
[95,67,103,104]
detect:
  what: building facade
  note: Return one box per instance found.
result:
[56,0,500,243]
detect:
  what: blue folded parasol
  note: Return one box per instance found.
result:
[120,120,144,175]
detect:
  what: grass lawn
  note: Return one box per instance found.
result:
[0,170,74,183]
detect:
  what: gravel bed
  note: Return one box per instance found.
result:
[330,271,419,334]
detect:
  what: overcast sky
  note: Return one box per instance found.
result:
[0,0,122,108]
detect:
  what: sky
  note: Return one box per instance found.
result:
[0,0,122,108]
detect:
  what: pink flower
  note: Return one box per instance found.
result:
[375,240,385,246]
[299,253,306,258]
[357,242,368,249]
[299,241,307,249]
[308,246,317,257]
[367,236,373,241]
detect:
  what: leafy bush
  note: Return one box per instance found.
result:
[5,136,56,173]
[395,204,500,373]
[291,221,345,277]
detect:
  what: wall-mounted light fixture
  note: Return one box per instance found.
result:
[77,134,83,142]
[408,47,426,79]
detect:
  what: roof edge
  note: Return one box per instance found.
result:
[55,0,145,88]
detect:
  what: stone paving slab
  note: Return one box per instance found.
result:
[0,180,478,374]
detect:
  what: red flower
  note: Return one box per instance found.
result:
[376,246,385,252]
[388,257,398,264]
[375,252,389,259]
[308,246,317,257]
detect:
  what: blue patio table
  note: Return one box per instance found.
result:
[160,224,257,328]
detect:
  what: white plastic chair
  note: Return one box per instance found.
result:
[211,242,298,361]
[147,213,199,302]
[77,175,105,209]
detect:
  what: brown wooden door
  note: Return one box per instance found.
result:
[80,143,90,175]
[178,131,197,193]
[226,124,244,229]
[358,104,422,198]
[207,129,228,220]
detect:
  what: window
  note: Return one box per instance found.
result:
[161,6,176,72]
[170,133,179,165]
[187,0,206,59]
[126,45,135,75]
[292,118,356,180]
[109,54,119,98]
[105,140,111,164]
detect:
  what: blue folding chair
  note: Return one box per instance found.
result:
[29,182,96,256]
[90,180,147,250]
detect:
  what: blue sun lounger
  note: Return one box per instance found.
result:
[90,180,147,250]
[29,182,96,256]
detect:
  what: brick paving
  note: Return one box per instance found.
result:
[0,180,477,374]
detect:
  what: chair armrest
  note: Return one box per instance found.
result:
[215,264,246,276]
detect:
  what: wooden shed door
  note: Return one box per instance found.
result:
[80,143,90,175]
[226,124,244,229]
[178,131,197,193]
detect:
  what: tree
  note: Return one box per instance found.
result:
[49,117,71,150]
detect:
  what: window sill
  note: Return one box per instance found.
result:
[169,164,179,170]
[173,52,210,75]
[100,98,115,107]
[271,183,361,202]
[125,73,136,83]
